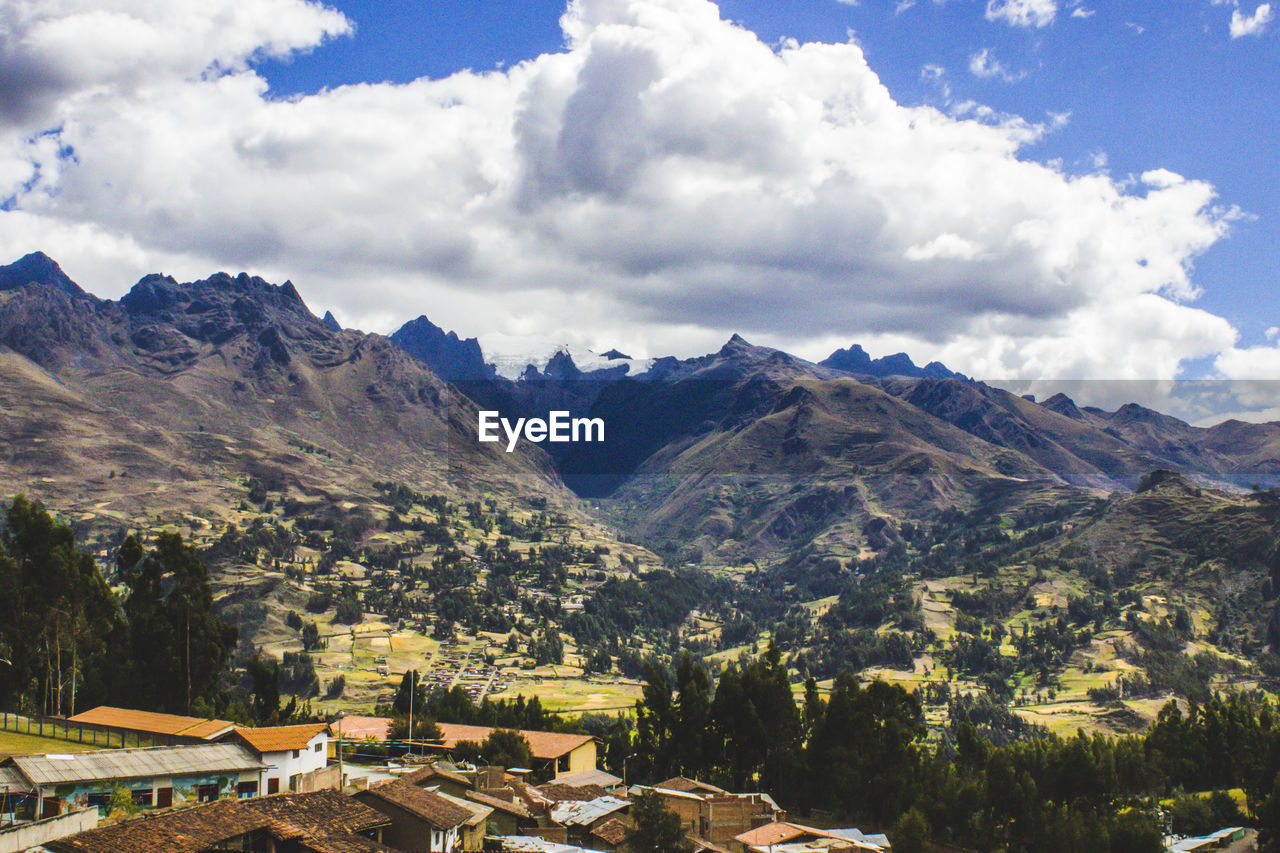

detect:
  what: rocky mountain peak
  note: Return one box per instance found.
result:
[0,251,86,297]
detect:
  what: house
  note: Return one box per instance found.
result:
[433,724,597,780]
[66,706,234,746]
[465,789,539,836]
[551,770,624,793]
[549,796,631,850]
[734,823,891,853]
[632,784,784,847]
[490,836,610,853]
[45,789,393,853]
[397,762,474,798]
[355,779,473,853]
[330,715,395,759]
[0,743,265,819]
[434,790,495,852]
[587,817,630,853]
[1166,827,1249,852]
[229,722,333,794]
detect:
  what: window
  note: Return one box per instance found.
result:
[557,755,570,773]
[196,784,219,803]
[314,742,323,753]
[292,749,301,758]
[131,789,153,807]
[86,792,110,815]
[237,781,259,800]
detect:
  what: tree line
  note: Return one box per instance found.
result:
[0,495,236,718]
[621,646,1280,853]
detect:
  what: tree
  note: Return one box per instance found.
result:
[483,729,534,770]
[891,807,931,853]
[627,790,692,853]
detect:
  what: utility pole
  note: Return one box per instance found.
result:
[335,710,345,792]
[407,670,415,758]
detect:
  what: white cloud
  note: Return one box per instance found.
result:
[968,47,1025,82]
[1070,7,1095,18]
[985,0,1057,28]
[1230,3,1274,36]
[0,0,1248,382]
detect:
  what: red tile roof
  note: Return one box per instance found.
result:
[67,706,233,740]
[360,779,474,830]
[434,723,594,761]
[329,715,394,743]
[47,790,391,853]
[233,723,329,754]
[591,817,631,847]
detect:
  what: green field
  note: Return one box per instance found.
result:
[0,730,102,760]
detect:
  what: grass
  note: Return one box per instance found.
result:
[0,729,104,759]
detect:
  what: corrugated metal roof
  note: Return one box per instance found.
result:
[493,836,609,853]
[552,769,623,789]
[8,743,264,786]
[550,796,629,827]
[0,765,32,790]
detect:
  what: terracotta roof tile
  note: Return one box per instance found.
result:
[466,789,532,818]
[234,723,330,754]
[591,817,630,846]
[399,762,472,788]
[48,791,389,853]
[435,723,594,761]
[67,706,233,740]
[734,823,810,848]
[329,716,394,743]
[538,783,611,803]
[361,780,475,830]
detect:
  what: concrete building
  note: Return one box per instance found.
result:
[0,744,265,818]
[355,779,472,853]
[434,724,597,781]
[631,783,783,847]
[228,722,332,794]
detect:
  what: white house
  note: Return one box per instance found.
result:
[228,723,330,795]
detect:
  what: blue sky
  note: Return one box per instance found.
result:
[2,0,1279,410]
[254,0,1279,355]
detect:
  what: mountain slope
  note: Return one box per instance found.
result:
[0,259,565,525]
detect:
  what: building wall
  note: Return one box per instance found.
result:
[260,733,329,793]
[38,768,260,817]
[555,743,598,779]
[0,806,97,853]
[352,795,460,853]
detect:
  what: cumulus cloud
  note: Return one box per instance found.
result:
[0,0,1248,382]
[968,47,1025,81]
[985,0,1057,28]
[1230,3,1274,36]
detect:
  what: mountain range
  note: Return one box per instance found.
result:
[2,252,1279,566]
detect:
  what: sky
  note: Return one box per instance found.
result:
[1,0,1279,419]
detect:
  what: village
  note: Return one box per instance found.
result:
[0,701,1255,853]
[0,703,900,853]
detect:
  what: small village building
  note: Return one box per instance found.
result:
[355,779,473,853]
[0,743,265,819]
[398,762,474,798]
[434,724,597,781]
[329,715,395,759]
[66,706,234,747]
[733,823,891,853]
[551,770,624,793]
[45,789,392,853]
[466,790,538,837]
[434,790,495,852]
[228,722,332,794]
[633,784,784,847]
